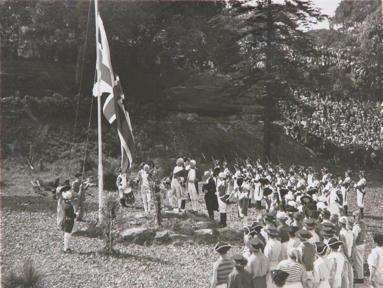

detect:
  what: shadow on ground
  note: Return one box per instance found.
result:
[76,250,172,265]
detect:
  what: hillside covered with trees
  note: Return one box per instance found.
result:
[1,0,382,170]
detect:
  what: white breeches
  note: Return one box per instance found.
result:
[171,179,182,199]
[141,188,151,213]
[64,232,71,250]
[188,182,199,211]
[217,194,227,213]
[166,189,176,208]
[353,244,365,279]
[357,191,365,208]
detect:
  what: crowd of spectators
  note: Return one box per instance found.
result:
[280,94,383,169]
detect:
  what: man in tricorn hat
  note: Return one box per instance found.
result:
[338,216,353,260]
[367,232,383,287]
[297,229,315,286]
[303,218,319,244]
[227,255,254,288]
[264,227,282,272]
[203,168,219,221]
[246,237,269,288]
[354,171,367,218]
[352,210,366,284]
[210,242,235,288]
[327,238,354,288]
[313,242,331,287]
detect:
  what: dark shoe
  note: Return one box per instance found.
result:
[219,213,227,227]
[63,248,72,253]
[354,279,364,284]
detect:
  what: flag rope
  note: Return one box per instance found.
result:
[67,0,93,179]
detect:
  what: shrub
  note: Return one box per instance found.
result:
[101,193,120,255]
[2,259,44,288]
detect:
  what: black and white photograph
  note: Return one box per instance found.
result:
[1,0,383,287]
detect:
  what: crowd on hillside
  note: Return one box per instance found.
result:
[280,94,383,168]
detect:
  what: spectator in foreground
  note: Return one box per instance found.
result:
[210,242,235,288]
[368,232,383,288]
[227,254,254,288]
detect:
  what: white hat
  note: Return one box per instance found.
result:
[317,195,327,203]
[288,201,297,208]
[218,172,226,179]
[285,192,294,201]
[176,158,184,165]
[339,216,348,225]
[62,190,74,200]
[276,211,288,220]
[317,202,327,210]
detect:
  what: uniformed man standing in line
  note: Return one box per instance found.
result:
[217,172,229,227]
[341,171,351,215]
[354,171,367,218]
[210,242,235,288]
[352,210,367,284]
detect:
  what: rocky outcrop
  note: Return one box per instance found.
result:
[120,227,156,245]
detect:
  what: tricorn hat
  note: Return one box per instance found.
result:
[263,187,273,196]
[265,227,280,238]
[296,229,312,240]
[214,242,232,254]
[315,242,328,255]
[233,254,248,266]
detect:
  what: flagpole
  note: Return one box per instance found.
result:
[95,0,104,223]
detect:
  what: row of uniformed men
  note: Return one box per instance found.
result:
[210,209,375,288]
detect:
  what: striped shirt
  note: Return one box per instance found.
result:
[277,259,307,283]
[213,256,235,285]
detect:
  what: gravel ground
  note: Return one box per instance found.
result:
[2,161,383,287]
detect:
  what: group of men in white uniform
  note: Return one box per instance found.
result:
[114,156,383,287]
[200,159,373,288]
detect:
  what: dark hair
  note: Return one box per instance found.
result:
[373,233,383,247]
[288,226,299,237]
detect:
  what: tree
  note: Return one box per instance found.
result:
[355,11,383,101]
[229,0,323,160]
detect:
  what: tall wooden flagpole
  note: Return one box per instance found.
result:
[95,0,104,223]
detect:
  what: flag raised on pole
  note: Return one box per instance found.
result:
[113,76,134,171]
[93,14,114,98]
[102,75,135,170]
[92,12,134,171]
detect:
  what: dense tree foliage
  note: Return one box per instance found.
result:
[1,0,382,163]
[224,0,323,159]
